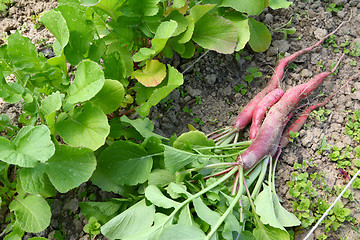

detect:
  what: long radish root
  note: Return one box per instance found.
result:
[249,88,284,140]
[238,54,345,170]
[280,71,360,148]
[232,21,348,132]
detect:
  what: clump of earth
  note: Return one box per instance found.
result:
[1,0,360,239]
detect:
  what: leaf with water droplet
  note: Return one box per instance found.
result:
[42,144,96,193]
[0,125,55,167]
[55,103,110,151]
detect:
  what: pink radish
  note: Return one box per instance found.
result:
[233,22,347,131]
[249,88,284,140]
[238,55,344,170]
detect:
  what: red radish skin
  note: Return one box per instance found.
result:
[280,71,360,148]
[249,88,284,140]
[238,55,344,170]
[233,22,347,131]
[279,103,326,148]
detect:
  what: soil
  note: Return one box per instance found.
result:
[1,0,360,240]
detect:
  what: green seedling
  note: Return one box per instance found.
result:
[195,96,202,105]
[310,108,331,122]
[193,117,204,126]
[271,17,296,40]
[0,0,14,15]
[183,106,193,116]
[345,110,360,142]
[234,83,247,95]
[326,3,343,13]
[288,130,299,143]
[83,217,101,239]
[244,67,262,83]
[350,59,357,66]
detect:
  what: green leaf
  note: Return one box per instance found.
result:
[120,0,160,17]
[158,225,206,240]
[9,194,51,233]
[178,204,194,226]
[133,48,156,62]
[43,144,96,193]
[132,59,167,87]
[19,168,47,194]
[164,11,188,36]
[193,14,237,54]
[7,31,46,74]
[254,184,300,230]
[0,69,23,103]
[248,18,271,52]
[190,4,216,23]
[20,168,56,197]
[103,48,133,86]
[145,185,181,209]
[95,140,153,186]
[164,145,204,173]
[221,0,269,15]
[39,91,63,116]
[120,115,164,139]
[193,197,221,226]
[79,201,122,225]
[55,103,110,151]
[0,125,55,168]
[224,13,250,51]
[66,59,105,104]
[152,20,178,53]
[56,4,94,65]
[178,16,195,44]
[90,79,125,114]
[136,65,183,117]
[148,169,176,187]
[101,200,155,240]
[253,224,290,240]
[173,130,215,151]
[133,20,178,62]
[269,0,292,9]
[40,10,69,54]
[173,0,186,8]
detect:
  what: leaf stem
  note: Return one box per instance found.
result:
[206,167,244,240]
[177,162,236,175]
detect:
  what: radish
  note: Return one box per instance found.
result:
[280,71,360,148]
[233,21,347,132]
[249,88,284,140]
[238,54,344,170]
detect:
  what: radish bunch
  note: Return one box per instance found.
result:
[208,21,349,171]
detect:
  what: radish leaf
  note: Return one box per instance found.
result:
[101,200,155,239]
[193,14,237,54]
[66,59,105,104]
[221,0,269,15]
[0,125,55,168]
[132,59,167,87]
[9,195,51,233]
[42,145,96,193]
[55,103,110,151]
[94,140,153,186]
[158,224,206,240]
[90,79,125,114]
[7,32,46,74]
[248,18,271,52]
[40,10,69,55]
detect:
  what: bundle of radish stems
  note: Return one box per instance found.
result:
[199,20,360,229]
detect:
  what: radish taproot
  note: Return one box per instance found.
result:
[232,21,347,132]
[238,54,344,170]
[249,88,284,140]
